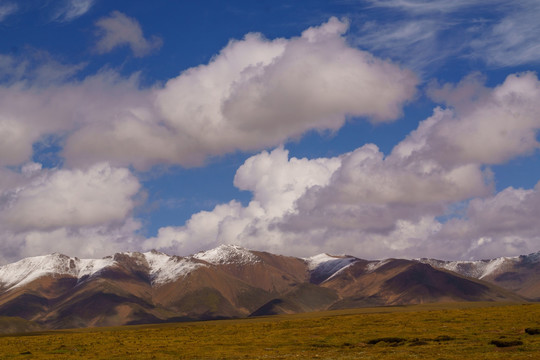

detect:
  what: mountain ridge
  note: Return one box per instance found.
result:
[0,245,537,330]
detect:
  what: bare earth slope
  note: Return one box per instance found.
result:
[419,251,540,300]
[0,245,535,329]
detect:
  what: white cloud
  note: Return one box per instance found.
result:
[53,0,95,22]
[0,70,151,167]
[283,144,490,234]
[435,184,540,259]
[0,2,17,22]
[355,18,456,73]
[144,72,540,260]
[0,115,36,166]
[142,141,490,258]
[0,17,420,262]
[366,0,496,15]
[0,163,142,264]
[94,11,163,57]
[358,1,540,72]
[63,17,417,169]
[0,18,416,170]
[469,1,540,67]
[0,219,142,265]
[397,72,540,167]
[143,147,341,256]
[1,163,140,231]
[233,146,342,217]
[3,11,538,263]
[0,51,86,86]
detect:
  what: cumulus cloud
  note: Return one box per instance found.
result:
[0,17,420,262]
[0,70,151,167]
[0,163,142,264]
[64,17,417,169]
[94,11,163,57]
[1,163,140,231]
[143,145,490,259]
[143,147,341,256]
[283,144,490,235]
[434,184,540,259]
[0,18,417,170]
[397,72,540,167]
[141,143,490,258]
[3,12,538,262]
[0,219,142,265]
[144,72,540,260]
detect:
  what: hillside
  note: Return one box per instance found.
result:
[0,245,536,329]
[419,251,540,300]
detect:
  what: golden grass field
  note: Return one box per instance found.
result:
[0,302,539,359]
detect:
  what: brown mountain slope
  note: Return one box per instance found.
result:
[322,259,524,309]
[250,283,339,316]
[419,252,540,300]
[0,316,43,334]
[0,250,306,328]
[151,265,272,319]
[0,248,534,330]
[480,254,540,300]
[250,258,526,317]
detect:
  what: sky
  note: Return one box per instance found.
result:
[0,0,540,263]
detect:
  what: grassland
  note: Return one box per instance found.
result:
[0,302,539,359]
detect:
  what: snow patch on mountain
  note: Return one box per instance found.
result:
[305,253,358,283]
[2,247,537,292]
[0,250,207,291]
[77,258,116,279]
[143,251,205,285]
[366,259,391,273]
[193,244,260,265]
[0,253,115,291]
[418,256,519,279]
[305,253,356,271]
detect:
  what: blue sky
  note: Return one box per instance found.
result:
[1,0,540,263]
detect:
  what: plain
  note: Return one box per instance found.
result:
[0,302,539,359]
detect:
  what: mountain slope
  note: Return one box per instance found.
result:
[0,316,43,334]
[304,253,358,284]
[0,246,535,329]
[321,259,524,309]
[419,251,540,300]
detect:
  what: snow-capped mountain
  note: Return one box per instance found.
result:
[0,253,115,291]
[418,251,540,300]
[418,256,519,279]
[0,247,357,292]
[0,246,536,331]
[0,250,206,291]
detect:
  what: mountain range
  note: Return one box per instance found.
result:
[0,245,538,331]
